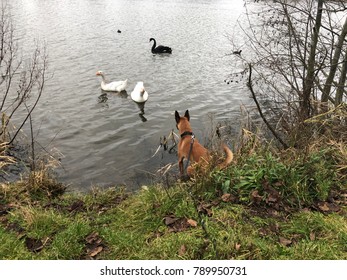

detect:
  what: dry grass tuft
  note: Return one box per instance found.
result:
[0,143,16,172]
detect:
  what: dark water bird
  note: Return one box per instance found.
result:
[149,38,172,54]
[233,50,242,55]
[117,29,121,33]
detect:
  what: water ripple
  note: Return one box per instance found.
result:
[9,0,248,190]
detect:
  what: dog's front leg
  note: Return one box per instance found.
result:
[178,156,184,176]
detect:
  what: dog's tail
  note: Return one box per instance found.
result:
[218,143,233,170]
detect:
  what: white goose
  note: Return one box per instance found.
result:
[96,71,127,92]
[131,82,148,103]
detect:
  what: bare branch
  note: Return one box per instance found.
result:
[247,63,289,149]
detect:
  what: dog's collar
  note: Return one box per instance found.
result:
[180,131,194,138]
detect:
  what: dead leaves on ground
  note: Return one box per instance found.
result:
[178,244,187,256]
[83,232,106,259]
[314,201,341,213]
[250,181,282,209]
[279,236,292,247]
[163,214,198,233]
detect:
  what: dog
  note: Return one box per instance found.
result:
[175,110,233,177]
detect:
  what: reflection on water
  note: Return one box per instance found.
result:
[98,93,109,104]
[136,102,148,123]
[8,0,252,190]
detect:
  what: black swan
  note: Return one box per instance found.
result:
[233,50,242,55]
[149,38,172,54]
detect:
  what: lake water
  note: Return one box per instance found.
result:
[8,0,253,190]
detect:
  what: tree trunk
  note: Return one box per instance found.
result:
[302,0,324,120]
[335,48,347,106]
[322,16,347,105]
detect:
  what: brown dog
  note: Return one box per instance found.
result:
[175,110,233,177]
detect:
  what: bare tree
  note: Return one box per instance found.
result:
[0,1,48,176]
[0,1,47,146]
[229,0,347,145]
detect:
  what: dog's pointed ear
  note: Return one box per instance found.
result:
[175,111,180,124]
[184,110,190,121]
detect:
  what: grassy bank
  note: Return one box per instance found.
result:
[0,135,346,260]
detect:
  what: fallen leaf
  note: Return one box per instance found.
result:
[279,237,292,246]
[85,232,97,243]
[267,193,279,203]
[85,232,102,244]
[164,216,191,233]
[318,202,330,212]
[251,190,263,204]
[164,215,179,226]
[221,193,231,202]
[187,219,198,227]
[178,245,186,256]
[264,184,281,204]
[211,198,221,206]
[273,181,284,187]
[89,246,103,257]
[269,222,280,233]
[327,203,340,212]
[197,203,213,216]
[221,193,237,203]
[235,243,241,251]
[317,202,341,213]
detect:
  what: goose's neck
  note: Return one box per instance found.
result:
[100,73,106,83]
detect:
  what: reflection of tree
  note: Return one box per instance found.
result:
[1,1,48,169]
[229,0,346,146]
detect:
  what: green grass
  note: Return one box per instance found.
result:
[0,139,346,260]
[210,144,345,208]
[0,182,346,260]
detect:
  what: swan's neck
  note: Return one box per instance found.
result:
[151,39,156,51]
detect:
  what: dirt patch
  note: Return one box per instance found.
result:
[25,236,51,253]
